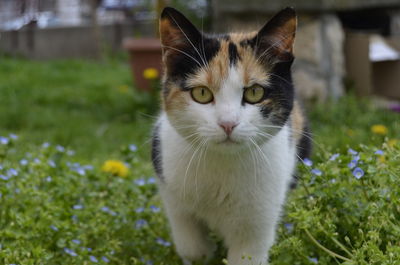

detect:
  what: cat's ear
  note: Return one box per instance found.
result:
[159,7,202,52]
[254,7,297,62]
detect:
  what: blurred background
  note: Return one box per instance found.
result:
[0,0,399,161]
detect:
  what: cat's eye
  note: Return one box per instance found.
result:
[191,86,214,104]
[243,84,265,104]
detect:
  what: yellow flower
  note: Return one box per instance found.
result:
[102,160,128,177]
[371,124,388,135]
[143,68,159,80]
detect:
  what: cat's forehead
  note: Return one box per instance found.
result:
[185,32,270,92]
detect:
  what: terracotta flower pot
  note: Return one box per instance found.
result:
[123,38,162,91]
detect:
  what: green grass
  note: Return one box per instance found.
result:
[0,57,399,264]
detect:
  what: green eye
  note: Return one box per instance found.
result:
[243,84,265,104]
[191,86,214,104]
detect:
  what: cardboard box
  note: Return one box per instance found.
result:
[345,32,400,100]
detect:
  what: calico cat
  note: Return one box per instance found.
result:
[151,7,311,265]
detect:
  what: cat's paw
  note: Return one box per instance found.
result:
[176,240,216,263]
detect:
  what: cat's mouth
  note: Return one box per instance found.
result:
[218,138,239,145]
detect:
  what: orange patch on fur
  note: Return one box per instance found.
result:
[291,101,305,143]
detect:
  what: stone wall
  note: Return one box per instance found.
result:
[211,0,400,101]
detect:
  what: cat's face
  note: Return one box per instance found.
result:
[159,7,297,151]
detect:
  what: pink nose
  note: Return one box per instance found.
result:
[219,121,238,136]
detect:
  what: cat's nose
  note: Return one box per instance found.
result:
[218,121,238,136]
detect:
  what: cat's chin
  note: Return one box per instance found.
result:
[207,138,249,154]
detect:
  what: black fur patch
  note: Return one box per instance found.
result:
[151,123,163,180]
[260,59,294,126]
[228,42,239,65]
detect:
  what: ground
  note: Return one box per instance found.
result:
[0,57,399,264]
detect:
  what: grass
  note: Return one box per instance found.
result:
[0,56,399,264]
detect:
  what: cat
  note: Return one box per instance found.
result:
[151,7,311,265]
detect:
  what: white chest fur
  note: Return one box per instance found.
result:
[156,113,297,265]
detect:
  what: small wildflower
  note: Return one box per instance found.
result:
[0,175,10,181]
[374,150,384,155]
[76,168,86,176]
[33,158,41,164]
[347,161,357,169]
[101,206,110,212]
[284,223,294,233]
[352,155,360,161]
[329,153,339,161]
[73,204,84,210]
[330,178,336,183]
[302,158,313,167]
[308,257,318,263]
[147,177,156,184]
[101,160,128,177]
[353,167,364,179]
[135,219,148,229]
[64,247,78,256]
[348,148,358,155]
[135,178,146,186]
[46,176,52,182]
[42,142,50,148]
[7,168,18,177]
[156,237,171,247]
[72,239,81,245]
[101,256,110,263]
[311,169,322,176]
[0,164,2,170]
[56,145,65,152]
[129,144,137,152]
[48,160,56,168]
[0,136,9,145]
[19,159,28,166]
[371,124,388,135]
[150,205,161,213]
[9,133,18,140]
[50,225,58,231]
[135,207,145,213]
[143,68,159,80]
[67,150,75,156]
[83,165,94,171]
[87,247,92,252]
[89,255,98,263]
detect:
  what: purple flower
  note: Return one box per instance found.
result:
[135,207,145,213]
[135,178,146,186]
[89,255,98,263]
[129,144,138,152]
[46,176,52,182]
[64,247,78,256]
[72,239,81,245]
[8,168,18,177]
[284,223,294,233]
[0,136,9,145]
[147,177,156,184]
[311,169,322,176]
[101,256,110,263]
[352,155,360,162]
[67,150,75,156]
[73,204,83,210]
[309,257,318,263]
[156,237,171,247]
[33,158,41,164]
[0,175,10,181]
[348,148,358,155]
[9,133,18,140]
[56,145,65,152]
[50,225,58,231]
[42,142,50,148]
[135,219,148,229]
[101,206,110,212]
[375,150,384,155]
[150,205,160,213]
[19,159,28,166]
[48,160,56,168]
[329,153,339,161]
[353,167,364,179]
[302,158,313,167]
[347,161,357,169]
